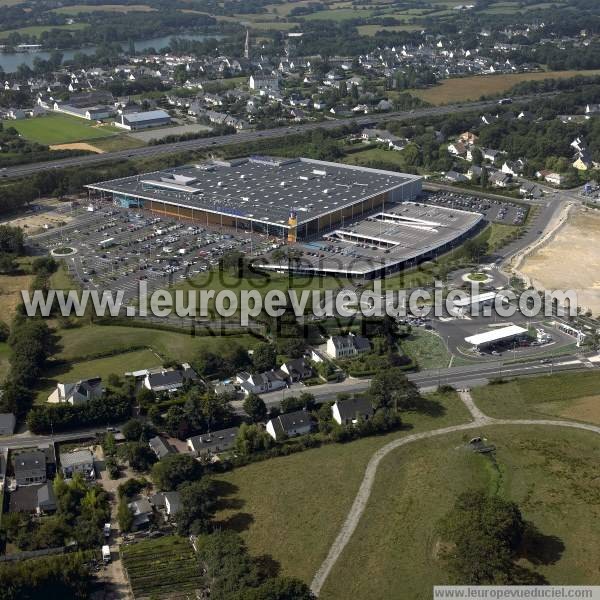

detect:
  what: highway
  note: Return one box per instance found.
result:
[0,96,541,180]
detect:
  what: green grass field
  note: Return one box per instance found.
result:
[4,114,119,145]
[320,425,600,599]
[214,390,471,583]
[472,371,600,424]
[0,23,87,40]
[401,328,451,369]
[37,348,161,402]
[55,324,262,364]
[121,535,203,599]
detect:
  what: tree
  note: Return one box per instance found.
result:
[369,367,419,410]
[0,320,8,342]
[236,577,315,600]
[243,393,267,423]
[252,343,277,372]
[117,497,134,533]
[234,423,273,456]
[151,453,202,491]
[120,442,156,472]
[176,479,218,535]
[463,237,488,262]
[437,490,526,584]
[122,418,144,441]
[0,253,17,274]
[480,165,489,188]
[471,147,483,166]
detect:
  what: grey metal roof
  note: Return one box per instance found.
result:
[60,449,94,468]
[86,157,421,228]
[123,109,170,123]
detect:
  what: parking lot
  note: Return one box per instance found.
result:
[31,202,281,302]
[422,191,528,226]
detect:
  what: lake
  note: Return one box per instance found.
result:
[0,32,223,72]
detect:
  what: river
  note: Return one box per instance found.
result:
[0,32,223,72]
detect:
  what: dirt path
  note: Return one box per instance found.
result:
[309,391,600,596]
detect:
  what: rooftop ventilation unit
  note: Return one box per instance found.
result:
[313,169,327,176]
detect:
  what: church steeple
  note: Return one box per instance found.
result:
[244,29,250,60]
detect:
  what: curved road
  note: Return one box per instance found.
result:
[309,390,600,596]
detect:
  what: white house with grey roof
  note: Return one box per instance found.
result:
[332,397,374,426]
[47,377,103,405]
[325,334,371,359]
[266,410,312,441]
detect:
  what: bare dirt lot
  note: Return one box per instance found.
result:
[521,207,600,315]
[2,198,74,233]
[50,142,104,153]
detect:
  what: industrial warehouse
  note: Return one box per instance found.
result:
[86,156,483,277]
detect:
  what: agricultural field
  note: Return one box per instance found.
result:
[320,425,600,599]
[52,3,157,14]
[357,24,422,35]
[471,371,600,424]
[214,390,472,583]
[0,267,33,320]
[0,342,10,381]
[4,114,119,146]
[120,536,203,600]
[410,70,600,105]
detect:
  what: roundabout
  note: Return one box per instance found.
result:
[50,246,77,257]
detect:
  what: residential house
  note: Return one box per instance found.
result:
[7,108,26,120]
[466,165,483,181]
[249,74,279,91]
[164,491,181,517]
[61,449,95,480]
[14,450,47,487]
[585,104,600,117]
[537,170,564,186]
[47,377,104,405]
[325,334,371,359]
[266,410,312,440]
[0,413,16,435]
[128,497,153,530]
[332,397,374,426]
[458,131,478,145]
[501,160,524,176]
[519,181,543,199]
[483,148,503,163]
[187,427,239,457]
[279,358,312,382]
[236,370,287,395]
[142,363,199,393]
[490,171,512,188]
[447,142,467,157]
[149,436,176,460]
[444,170,468,183]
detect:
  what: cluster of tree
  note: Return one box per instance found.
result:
[436,490,546,584]
[26,387,132,434]
[1,473,110,552]
[148,124,236,146]
[152,389,236,440]
[0,552,93,600]
[1,316,56,417]
[195,530,314,600]
[195,342,252,380]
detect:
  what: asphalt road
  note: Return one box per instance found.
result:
[1,95,543,180]
[0,352,592,449]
